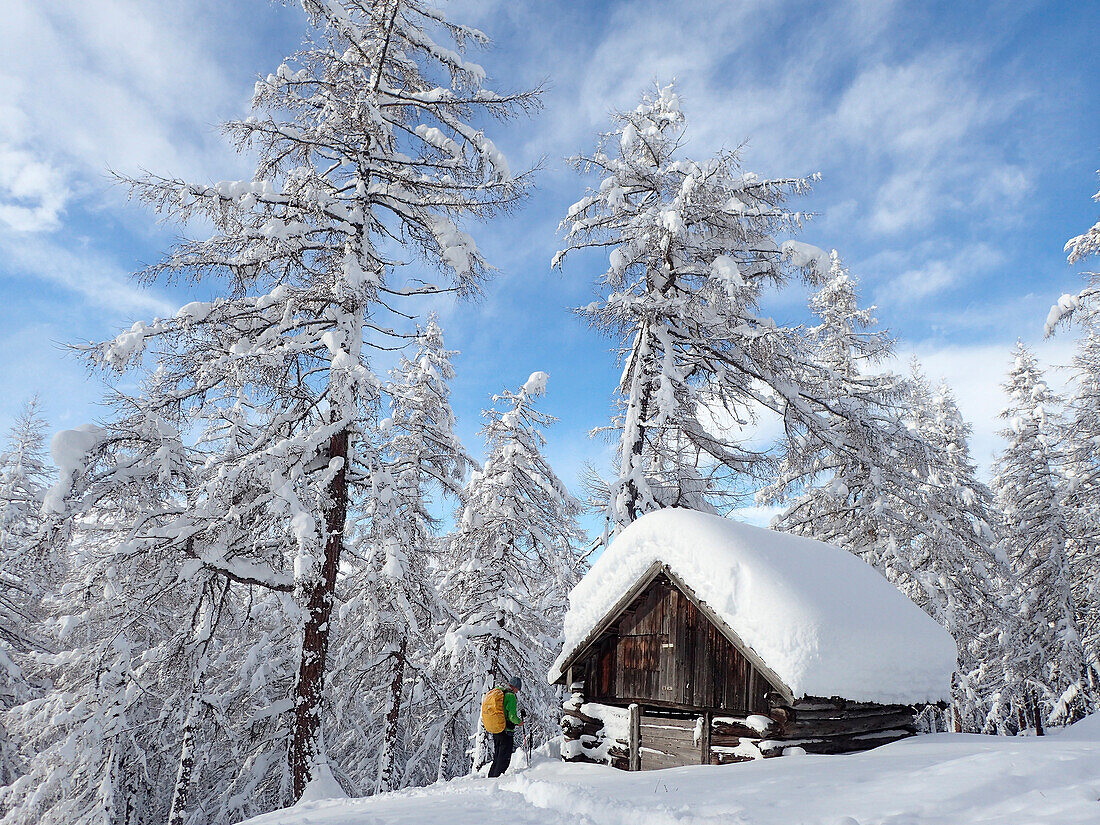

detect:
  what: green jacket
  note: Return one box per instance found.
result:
[497,686,523,728]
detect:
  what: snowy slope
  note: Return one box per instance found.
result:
[550,509,956,704]
[244,719,1100,825]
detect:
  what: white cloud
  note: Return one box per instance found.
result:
[536,2,1031,244]
[2,233,175,317]
[874,241,1008,306]
[896,336,1076,478]
[0,0,269,237]
[0,145,69,232]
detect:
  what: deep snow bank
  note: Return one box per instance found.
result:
[243,716,1100,825]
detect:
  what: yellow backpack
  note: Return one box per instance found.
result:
[481,687,507,734]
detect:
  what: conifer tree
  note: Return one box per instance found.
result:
[328,317,468,794]
[0,397,53,786]
[1060,329,1100,677]
[0,397,52,654]
[992,344,1095,731]
[1047,173,1100,683]
[1065,172,1100,266]
[765,260,1009,732]
[554,85,910,543]
[435,374,584,776]
[2,1,536,821]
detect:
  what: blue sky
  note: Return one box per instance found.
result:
[1,0,1097,523]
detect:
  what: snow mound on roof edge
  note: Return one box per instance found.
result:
[549,509,956,705]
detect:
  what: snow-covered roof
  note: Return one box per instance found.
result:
[549,509,956,705]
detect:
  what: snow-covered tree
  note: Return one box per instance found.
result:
[992,343,1094,731]
[1044,170,1100,334]
[0,397,53,786]
[328,317,469,795]
[1060,329,1100,678]
[1066,171,1100,267]
[1045,172,1100,681]
[0,397,53,649]
[2,1,535,821]
[764,260,1009,732]
[917,377,1017,732]
[764,256,912,558]
[553,84,904,542]
[435,373,584,776]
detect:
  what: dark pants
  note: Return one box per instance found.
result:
[488,729,514,777]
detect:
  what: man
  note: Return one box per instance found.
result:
[488,675,524,778]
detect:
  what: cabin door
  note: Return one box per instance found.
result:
[633,710,711,769]
[616,582,665,699]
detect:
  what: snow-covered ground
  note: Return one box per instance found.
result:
[245,717,1100,825]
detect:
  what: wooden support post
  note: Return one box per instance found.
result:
[629,703,641,772]
[700,711,711,765]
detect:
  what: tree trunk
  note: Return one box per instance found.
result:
[375,635,408,794]
[436,711,456,783]
[1032,689,1044,736]
[290,427,349,799]
[621,329,653,526]
[167,701,199,825]
[625,382,649,524]
[168,585,223,825]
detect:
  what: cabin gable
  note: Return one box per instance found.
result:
[573,572,785,714]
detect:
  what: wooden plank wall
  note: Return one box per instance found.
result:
[568,574,921,770]
[637,712,698,771]
[583,575,775,715]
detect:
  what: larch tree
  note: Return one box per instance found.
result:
[328,316,469,795]
[553,84,898,542]
[1065,171,1100,268]
[435,373,584,776]
[917,377,1016,733]
[764,259,1009,733]
[0,397,53,787]
[2,0,536,821]
[1045,168,1100,686]
[764,256,913,562]
[1061,329,1100,678]
[992,343,1094,732]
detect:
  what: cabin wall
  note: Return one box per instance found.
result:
[561,573,919,771]
[560,689,918,770]
[579,575,774,714]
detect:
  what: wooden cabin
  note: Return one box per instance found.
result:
[549,509,957,770]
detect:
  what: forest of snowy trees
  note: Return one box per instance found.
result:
[1,1,1099,824]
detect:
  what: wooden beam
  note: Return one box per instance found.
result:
[700,711,711,766]
[629,703,641,772]
[761,729,913,757]
[781,713,916,738]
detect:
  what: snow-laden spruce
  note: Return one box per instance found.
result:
[0,2,538,823]
[550,508,957,705]
[433,375,584,777]
[992,343,1095,730]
